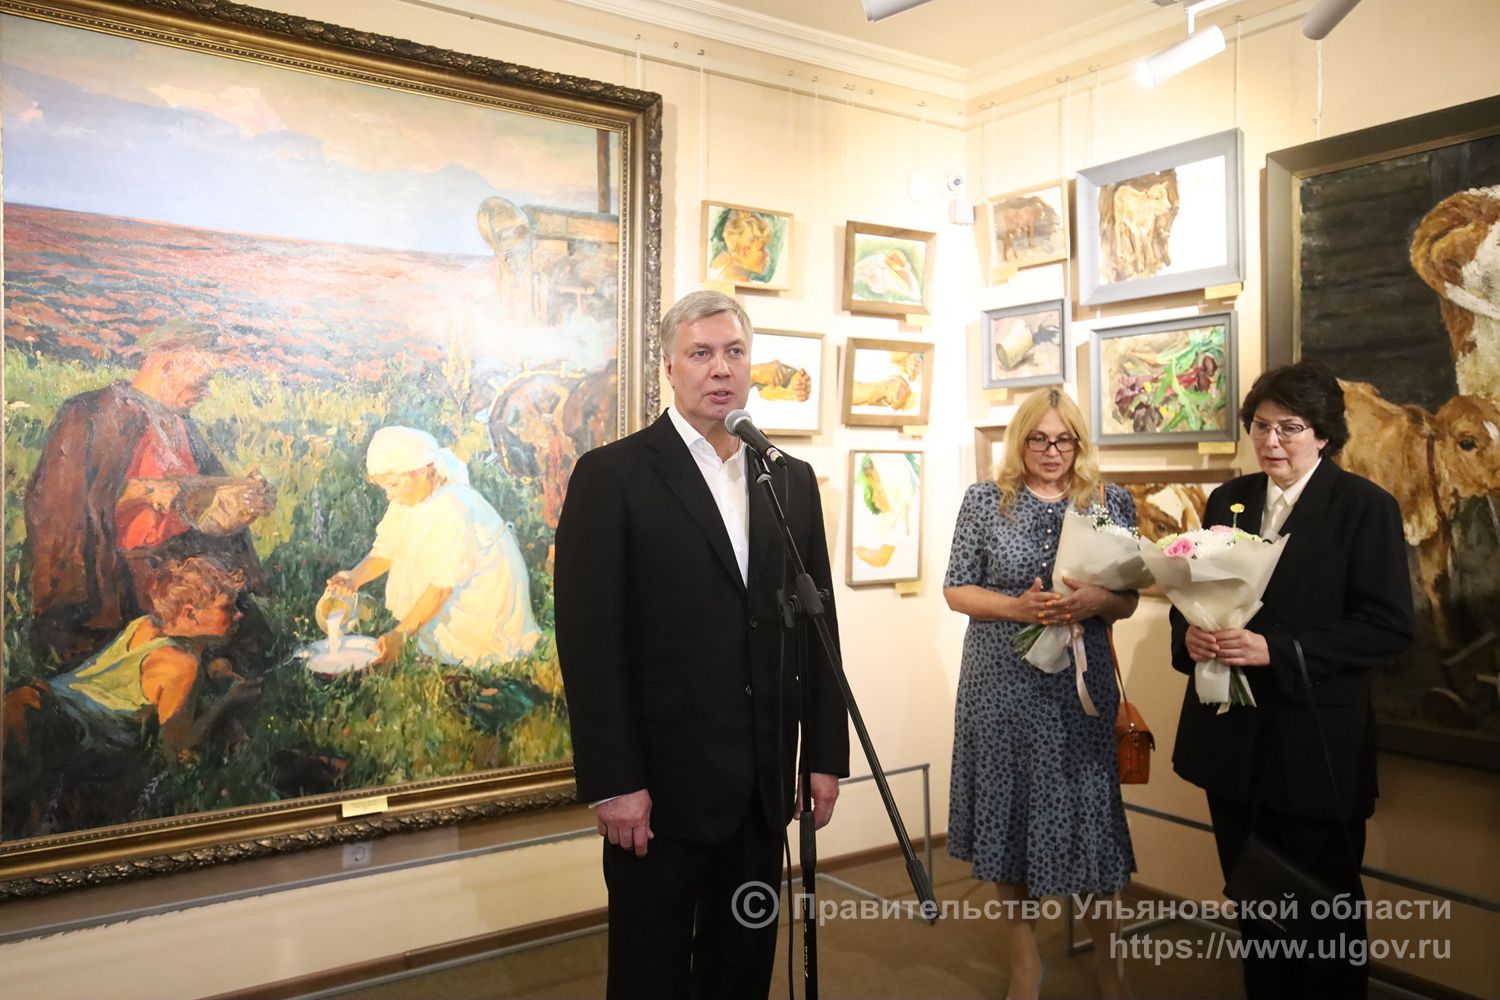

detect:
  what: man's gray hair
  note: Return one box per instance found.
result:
[659,290,754,357]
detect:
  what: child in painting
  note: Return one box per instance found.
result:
[708,209,775,283]
[2,555,261,836]
[328,426,541,669]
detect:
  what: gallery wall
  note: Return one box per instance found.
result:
[1,0,1497,997]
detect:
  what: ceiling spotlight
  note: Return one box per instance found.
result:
[1302,0,1364,39]
[1136,24,1226,87]
[860,0,935,22]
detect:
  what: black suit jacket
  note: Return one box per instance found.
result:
[554,413,850,843]
[1170,460,1413,820]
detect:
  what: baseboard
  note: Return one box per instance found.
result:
[205,836,946,1000]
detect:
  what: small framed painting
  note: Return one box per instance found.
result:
[1076,128,1244,306]
[986,180,1069,277]
[981,299,1068,390]
[848,450,924,587]
[1091,312,1237,446]
[702,201,792,290]
[841,338,935,428]
[973,423,1008,482]
[746,329,824,436]
[842,221,936,316]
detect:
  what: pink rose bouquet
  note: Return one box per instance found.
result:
[1136,504,1289,708]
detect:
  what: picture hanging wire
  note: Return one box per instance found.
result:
[698,55,709,203]
[1061,79,1073,309]
[1233,19,1242,127]
[634,34,642,88]
[1314,39,1324,139]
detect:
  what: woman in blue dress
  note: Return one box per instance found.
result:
[943,388,1139,1000]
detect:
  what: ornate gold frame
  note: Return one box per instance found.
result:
[0,0,662,898]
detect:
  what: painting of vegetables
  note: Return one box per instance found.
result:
[1091,312,1238,445]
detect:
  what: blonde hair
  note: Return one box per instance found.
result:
[995,388,1100,514]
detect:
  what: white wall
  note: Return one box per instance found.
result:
[3,1,1498,997]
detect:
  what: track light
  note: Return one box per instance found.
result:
[860,0,935,22]
[1302,0,1363,39]
[1135,24,1226,87]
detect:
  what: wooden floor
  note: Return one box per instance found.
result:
[318,848,1424,1000]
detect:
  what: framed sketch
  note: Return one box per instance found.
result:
[841,338,935,427]
[1266,95,1500,771]
[747,329,824,436]
[0,0,661,896]
[1091,312,1237,446]
[981,299,1068,390]
[702,201,792,291]
[973,424,1008,482]
[1076,129,1243,307]
[842,221,936,316]
[1107,469,1235,596]
[847,450,924,587]
[986,180,1069,277]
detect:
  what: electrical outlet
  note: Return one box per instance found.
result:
[343,842,372,868]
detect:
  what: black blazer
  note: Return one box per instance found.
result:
[554,414,850,843]
[1170,460,1413,821]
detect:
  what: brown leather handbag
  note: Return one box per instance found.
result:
[1108,630,1154,784]
[1096,482,1155,783]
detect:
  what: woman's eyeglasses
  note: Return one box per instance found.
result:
[1024,434,1078,455]
[1248,420,1310,440]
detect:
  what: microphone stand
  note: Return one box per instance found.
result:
[747,448,937,1000]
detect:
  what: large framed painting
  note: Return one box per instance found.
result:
[1107,469,1235,596]
[1091,312,1237,446]
[981,299,1068,390]
[746,329,824,436]
[1077,129,1244,307]
[986,180,1069,278]
[847,450,924,587]
[841,338,934,428]
[0,0,662,896]
[1266,95,1500,771]
[842,222,936,316]
[702,201,792,291]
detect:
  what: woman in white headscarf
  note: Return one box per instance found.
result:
[327,426,540,668]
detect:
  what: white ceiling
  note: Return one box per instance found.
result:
[547,0,1304,111]
[698,0,1152,74]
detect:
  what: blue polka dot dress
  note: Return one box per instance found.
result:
[944,481,1137,897]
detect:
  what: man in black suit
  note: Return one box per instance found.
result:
[554,290,849,1000]
[1170,361,1414,999]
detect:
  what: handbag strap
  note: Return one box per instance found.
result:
[1291,638,1361,872]
[1096,480,1134,711]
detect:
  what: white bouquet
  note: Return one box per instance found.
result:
[1013,505,1155,680]
[1136,504,1289,708]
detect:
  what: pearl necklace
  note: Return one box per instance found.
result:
[1025,482,1071,502]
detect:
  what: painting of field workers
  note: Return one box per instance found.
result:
[0,13,627,842]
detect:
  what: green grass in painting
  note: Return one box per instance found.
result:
[2,346,569,834]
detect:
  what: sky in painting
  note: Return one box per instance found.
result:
[0,15,620,257]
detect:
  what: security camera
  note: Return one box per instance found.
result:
[944,173,965,193]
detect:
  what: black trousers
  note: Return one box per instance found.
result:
[602,794,784,1000]
[1207,793,1370,1000]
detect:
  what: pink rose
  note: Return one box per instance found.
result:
[1164,537,1196,558]
[1210,524,1234,533]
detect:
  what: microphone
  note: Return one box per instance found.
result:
[725,409,786,467]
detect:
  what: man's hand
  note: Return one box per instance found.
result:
[597,788,653,856]
[809,773,840,830]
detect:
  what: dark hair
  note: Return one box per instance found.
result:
[1239,359,1348,457]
